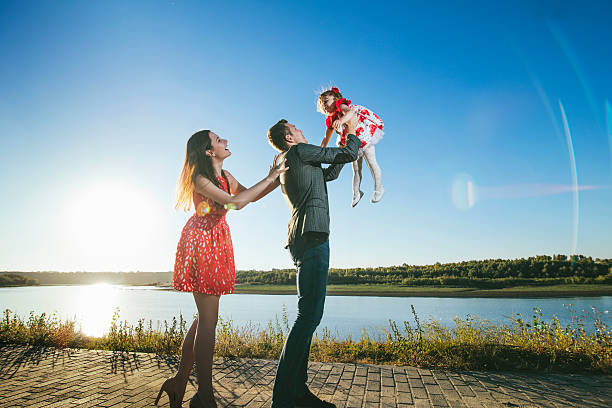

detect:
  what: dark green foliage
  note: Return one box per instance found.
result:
[235,255,612,287]
[0,273,38,287]
[0,271,170,285]
[3,255,611,288]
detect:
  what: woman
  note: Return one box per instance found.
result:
[155,129,286,408]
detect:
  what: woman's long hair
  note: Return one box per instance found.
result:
[175,130,222,211]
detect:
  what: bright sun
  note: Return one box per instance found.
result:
[62,181,160,270]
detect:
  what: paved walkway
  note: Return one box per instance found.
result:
[0,346,610,407]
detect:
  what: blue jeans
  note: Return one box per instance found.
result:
[271,240,330,408]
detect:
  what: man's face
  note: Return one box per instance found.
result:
[286,123,307,145]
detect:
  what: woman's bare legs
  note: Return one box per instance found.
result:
[168,317,198,403]
[167,295,219,407]
[363,145,384,202]
[192,293,220,401]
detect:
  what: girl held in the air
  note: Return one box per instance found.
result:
[318,87,384,206]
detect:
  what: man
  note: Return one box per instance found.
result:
[267,119,360,408]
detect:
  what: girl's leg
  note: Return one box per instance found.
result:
[363,145,384,202]
[192,293,220,398]
[351,156,364,207]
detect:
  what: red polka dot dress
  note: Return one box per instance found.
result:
[326,97,384,157]
[173,176,235,295]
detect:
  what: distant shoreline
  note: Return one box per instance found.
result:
[4,283,610,298]
[4,256,611,293]
[231,284,612,298]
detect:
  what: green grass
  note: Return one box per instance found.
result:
[1,306,610,373]
[233,283,612,297]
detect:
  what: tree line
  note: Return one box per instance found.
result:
[0,271,169,286]
[235,255,612,287]
[2,255,611,287]
[0,273,39,287]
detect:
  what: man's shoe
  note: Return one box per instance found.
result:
[295,389,336,408]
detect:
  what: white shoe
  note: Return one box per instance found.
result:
[371,187,384,203]
[352,190,364,207]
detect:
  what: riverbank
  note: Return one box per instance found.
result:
[232,283,612,298]
[5,256,611,290]
[5,282,612,298]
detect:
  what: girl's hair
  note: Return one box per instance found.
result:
[317,87,343,115]
[175,130,223,211]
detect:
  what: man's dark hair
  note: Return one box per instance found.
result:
[267,119,290,152]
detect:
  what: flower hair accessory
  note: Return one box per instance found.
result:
[331,87,340,94]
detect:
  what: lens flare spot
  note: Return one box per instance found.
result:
[224,203,237,210]
[452,174,478,210]
[558,100,579,256]
[196,202,211,216]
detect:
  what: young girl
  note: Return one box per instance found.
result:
[318,86,384,206]
[156,129,286,408]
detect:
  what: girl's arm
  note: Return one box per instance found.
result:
[333,104,356,129]
[320,128,334,147]
[194,155,287,210]
[224,170,280,202]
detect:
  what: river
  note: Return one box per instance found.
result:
[1,284,610,338]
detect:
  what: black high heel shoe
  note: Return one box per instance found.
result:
[190,391,218,408]
[155,378,182,408]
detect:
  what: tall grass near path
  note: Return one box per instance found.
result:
[314,305,611,372]
[0,309,84,348]
[1,306,609,373]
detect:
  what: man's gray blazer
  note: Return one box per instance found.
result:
[279,134,361,248]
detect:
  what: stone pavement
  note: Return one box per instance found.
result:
[0,346,610,407]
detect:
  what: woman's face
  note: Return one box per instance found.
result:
[208,132,231,159]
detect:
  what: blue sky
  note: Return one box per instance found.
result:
[1,0,611,272]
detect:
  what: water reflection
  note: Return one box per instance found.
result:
[75,283,118,337]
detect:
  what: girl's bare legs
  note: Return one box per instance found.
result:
[192,293,220,403]
[363,145,384,202]
[351,156,364,207]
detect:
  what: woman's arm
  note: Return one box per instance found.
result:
[320,128,334,147]
[253,179,281,201]
[224,170,247,195]
[225,170,280,202]
[195,155,287,210]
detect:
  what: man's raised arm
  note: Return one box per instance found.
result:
[296,133,360,165]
